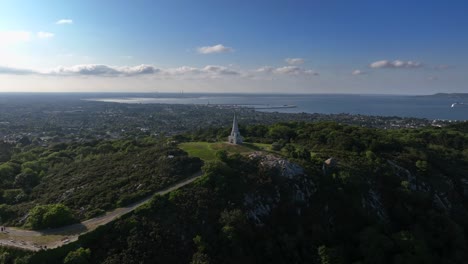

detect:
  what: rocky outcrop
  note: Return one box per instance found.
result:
[387,160,454,213]
[250,152,305,179]
[362,186,388,221]
[244,153,316,225]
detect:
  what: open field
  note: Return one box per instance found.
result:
[179,142,272,161]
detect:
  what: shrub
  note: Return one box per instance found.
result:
[63,247,91,264]
[26,204,76,229]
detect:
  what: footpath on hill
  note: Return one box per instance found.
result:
[0,171,203,252]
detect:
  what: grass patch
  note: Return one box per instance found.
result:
[179,142,270,161]
[251,143,273,151]
[179,142,217,161]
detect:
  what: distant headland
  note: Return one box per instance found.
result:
[422,93,468,99]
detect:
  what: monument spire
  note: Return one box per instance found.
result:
[231,113,239,133]
[228,113,243,144]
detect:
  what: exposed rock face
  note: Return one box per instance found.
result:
[250,152,305,179]
[387,160,421,191]
[362,186,388,221]
[242,154,465,228]
[244,194,274,225]
[387,160,455,213]
[244,153,316,225]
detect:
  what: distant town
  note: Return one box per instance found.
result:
[0,94,454,146]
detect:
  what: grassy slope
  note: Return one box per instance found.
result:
[179,142,271,161]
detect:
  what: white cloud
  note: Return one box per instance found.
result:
[285,58,305,65]
[163,65,239,78]
[0,64,158,76]
[274,66,318,76]
[352,69,366,75]
[256,66,318,76]
[165,66,201,75]
[369,60,422,69]
[255,66,275,73]
[121,65,159,75]
[0,31,31,46]
[0,64,240,78]
[49,64,159,76]
[37,32,55,39]
[0,63,322,80]
[56,19,73,25]
[201,65,239,75]
[197,44,233,54]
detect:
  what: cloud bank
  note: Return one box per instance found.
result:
[49,64,159,76]
[257,66,318,76]
[0,64,242,78]
[0,64,323,80]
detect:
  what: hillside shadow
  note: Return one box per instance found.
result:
[38,223,88,236]
[242,142,262,151]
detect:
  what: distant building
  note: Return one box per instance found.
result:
[228,114,243,145]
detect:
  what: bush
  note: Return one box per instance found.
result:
[63,247,91,264]
[0,204,13,223]
[2,189,26,204]
[26,204,76,229]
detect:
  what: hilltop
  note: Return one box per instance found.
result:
[2,121,466,263]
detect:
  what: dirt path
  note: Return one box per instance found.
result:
[0,171,203,251]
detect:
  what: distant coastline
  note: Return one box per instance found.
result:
[421,93,468,99]
[82,93,468,121]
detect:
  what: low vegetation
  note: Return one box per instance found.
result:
[0,137,202,228]
[2,121,468,263]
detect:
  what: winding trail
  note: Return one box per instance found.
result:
[0,171,203,252]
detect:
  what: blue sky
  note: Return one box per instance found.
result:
[0,0,467,93]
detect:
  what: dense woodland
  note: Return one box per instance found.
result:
[1,121,468,263]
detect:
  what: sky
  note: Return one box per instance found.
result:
[0,0,467,94]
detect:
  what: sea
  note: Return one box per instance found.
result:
[87,93,468,121]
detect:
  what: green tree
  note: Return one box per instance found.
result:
[318,245,343,264]
[191,235,210,264]
[415,160,429,174]
[14,168,39,189]
[26,204,76,229]
[219,209,247,241]
[2,189,26,204]
[0,204,13,223]
[215,150,228,162]
[0,162,20,185]
[0,251,12,264]
[268,124,296,141]
[63,248,91,264]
